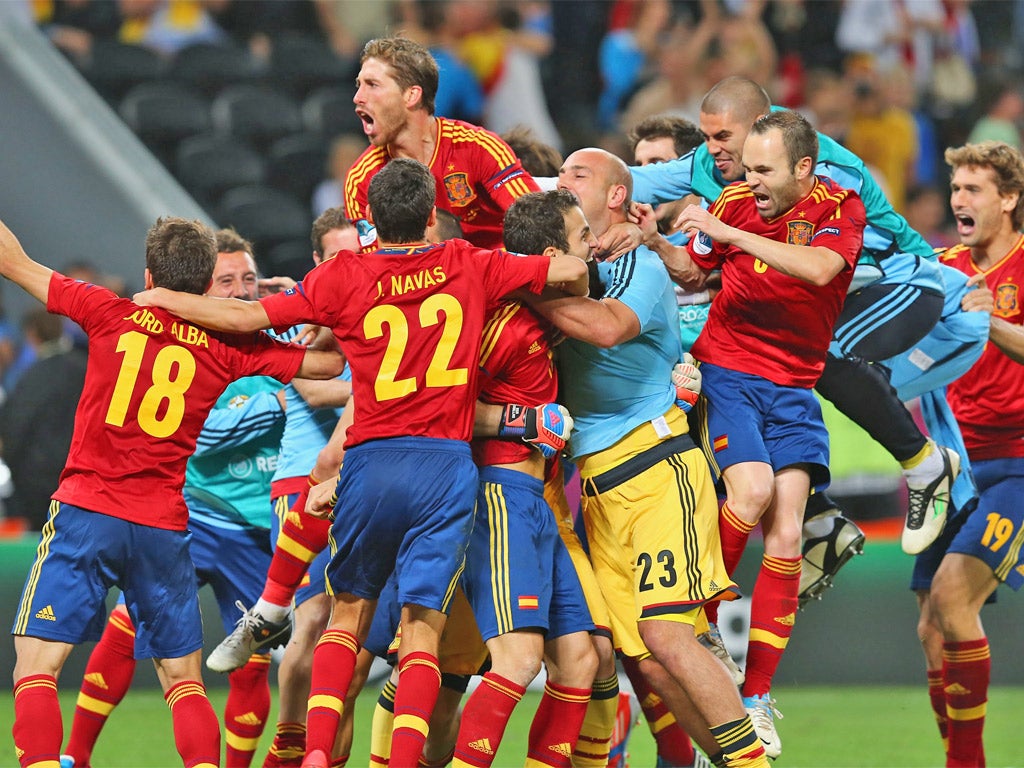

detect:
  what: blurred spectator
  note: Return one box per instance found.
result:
[0,309,85,531]
[208,0,340,60]
[764,0,844,102]
[903,184,957,251]
[118,0,227,57]
[452,0,563,150]
[800,68,851,143]
[395,0,485,123]
[312,133,368,217]
[0,297,17,399]
[835,0,944,92]
[700,0,777,87]
[619,16,712,134]
[844,70,918,212]
[883,62,941,187]
[2,308,67,395]
[33,0,123,64]
[596,0,672,131]
[966,75,1024,151]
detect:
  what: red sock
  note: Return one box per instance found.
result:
[65,607,138,765]
[264,722,306,767]
[225,655,271,767]
[13,674,61,768]
[164,680,220,768]
[419,748,455,767]
[706,503,755,625]
[943,638,990,768]
[264,487,333,607]
[306,630,360,758]
[527,681,591,767]
[454,672,525,767]
[741,555,800,697]
[927,668,949,752]
[391,651,442,767]
[620,655,696,766]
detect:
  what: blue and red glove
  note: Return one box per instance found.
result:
[498,403,574,459]
[672,353,702,413]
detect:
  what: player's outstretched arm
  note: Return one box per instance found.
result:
[133,288,271,332]
[0,218,53,304]
[544,253,588,295]
[527,293,641,348]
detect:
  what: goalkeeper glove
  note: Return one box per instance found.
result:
[498,403,574,459]
[672,353,702,413]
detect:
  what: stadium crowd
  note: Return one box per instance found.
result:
[2,3,1024,768]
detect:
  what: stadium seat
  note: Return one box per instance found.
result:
[265,239,315,282]
[267,132,328,205]
[169,42,260,97]
[217,185,312,256]
[269,33,354,99]
[119,82,211,169]
[302,85,364,138]
[211,85,303,149]
[175,134,265,211]
[82,40,164,105]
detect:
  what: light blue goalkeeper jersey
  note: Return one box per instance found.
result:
[184,375,285,530]
[557,246,682,459]
[630,114,944,295]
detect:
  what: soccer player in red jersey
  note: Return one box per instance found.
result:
[914,141,1024,768]
[4,216,342,768]
[644,110,866,758]
[344,37,540,251]
[133,158,588,768]
[453,190,598,768]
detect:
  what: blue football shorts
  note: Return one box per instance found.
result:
[463,466,593,642]
[325,437,477,612]
[189,515,272,635]
[912,456,1024,593]
[695,363,831,491]
[12,502,202,659]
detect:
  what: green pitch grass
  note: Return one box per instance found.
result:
[4,685,1023,767]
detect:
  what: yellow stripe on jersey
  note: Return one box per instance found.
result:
[479,303,520,369]
[443,122,517,168]
[14,500,60,635]
[344,147,388,217]
[710,185,753,216]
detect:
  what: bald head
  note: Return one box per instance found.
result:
[700,77,774,182]
[701,76,771,123]
[557,148,632,237]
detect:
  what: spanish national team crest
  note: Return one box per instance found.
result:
[444,172,476,207]
[994,282,1019,318]
[787,220,814,246]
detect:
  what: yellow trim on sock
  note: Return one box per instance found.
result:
[900,440,934,470]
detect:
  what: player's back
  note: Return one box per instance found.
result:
[48,274,302,531]
[263,239,548,449]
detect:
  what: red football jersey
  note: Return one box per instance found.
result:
[261,240,550,448]
[46,273,304,531]
[473,301,558,467]
[689,177,865,387]
[344,117,539,250]
[941,237,1024,460]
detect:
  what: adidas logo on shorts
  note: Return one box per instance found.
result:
[35,605,56,621]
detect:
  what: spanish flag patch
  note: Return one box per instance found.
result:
[518,596,539,610]
[713,434,729,452]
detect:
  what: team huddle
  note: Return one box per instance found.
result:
[8,36,1024,768]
